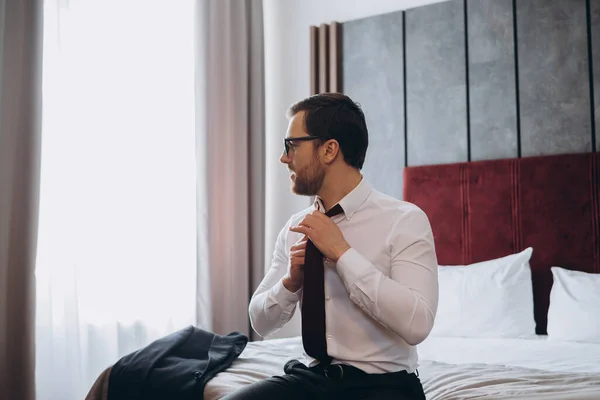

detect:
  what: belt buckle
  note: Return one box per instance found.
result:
[324,364,344,380]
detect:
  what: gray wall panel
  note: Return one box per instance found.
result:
[468,0,518,161]
[406,0,468,166]
[591,0,600,151]
[517,0,592,156]
[342,11,405,199]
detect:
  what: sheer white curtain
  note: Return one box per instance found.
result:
[36,1,197,398]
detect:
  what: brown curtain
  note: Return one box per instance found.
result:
[0,1,43,399]
[195,0,265,339]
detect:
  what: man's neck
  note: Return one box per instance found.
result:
[317,169,363,211]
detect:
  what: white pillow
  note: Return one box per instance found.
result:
[430,247,536,338]
[547,267,600,343]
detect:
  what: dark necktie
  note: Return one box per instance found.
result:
[301,203,344,363]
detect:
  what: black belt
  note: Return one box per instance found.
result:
[313,363,413,381]
[323,364,353,380]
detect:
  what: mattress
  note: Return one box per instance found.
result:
[204,335,600,400]
[417,335,600,374]
[418,336,600,399]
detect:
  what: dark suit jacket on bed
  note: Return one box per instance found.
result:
[86,325,248,400]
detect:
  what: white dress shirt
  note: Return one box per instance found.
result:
[249,178,439,374]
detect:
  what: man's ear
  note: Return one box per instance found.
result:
[322,139,340,164]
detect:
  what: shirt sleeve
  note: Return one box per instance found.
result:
[336,208,439,346]
[248,218,302,337]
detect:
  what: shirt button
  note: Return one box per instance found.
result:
[327,334,332,339]
[325,296,330,301]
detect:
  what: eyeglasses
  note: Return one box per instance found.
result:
[284,136,320,156]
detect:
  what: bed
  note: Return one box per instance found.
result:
[204,152,600,399]
[205,335,600,399]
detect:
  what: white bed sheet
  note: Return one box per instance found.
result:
[204,335,600,399]
[204,336,302,399]
[417,336,600,400]
[417,335,600,374]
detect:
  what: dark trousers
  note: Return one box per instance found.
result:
[221,359,426,400]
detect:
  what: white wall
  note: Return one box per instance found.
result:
[261,0,447,339]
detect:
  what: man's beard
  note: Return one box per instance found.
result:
[291,160,325,196]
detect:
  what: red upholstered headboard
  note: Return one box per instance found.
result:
[403,152,600,334]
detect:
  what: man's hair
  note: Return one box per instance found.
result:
[287,93,369,170]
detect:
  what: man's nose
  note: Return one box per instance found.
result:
[280,151,290,164]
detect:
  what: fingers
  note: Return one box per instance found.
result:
[289,212,329,235]
[290,240,307,252]
[300,214,321,228]
[293,235,308,245]
[289,249,305,266]
[290,211,332,236]
[298,211,332,229]
[290,235,307,265]
[312,209,327,218]
[289,225,310,235]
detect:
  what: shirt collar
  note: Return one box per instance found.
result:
[313,176,372,220]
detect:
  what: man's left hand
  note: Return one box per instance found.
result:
[289,210,351,262]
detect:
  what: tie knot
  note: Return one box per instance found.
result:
[325,204,344,218]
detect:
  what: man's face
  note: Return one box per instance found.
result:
[280,111,325,196]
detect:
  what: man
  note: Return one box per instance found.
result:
[224,93,438,399]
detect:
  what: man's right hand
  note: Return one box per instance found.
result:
[282,236,308,293]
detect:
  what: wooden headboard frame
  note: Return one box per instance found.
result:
[403,152,600,334]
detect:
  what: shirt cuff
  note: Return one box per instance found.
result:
[268,278,302,310]
[335,247,373,287]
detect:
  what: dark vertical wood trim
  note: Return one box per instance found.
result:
[460,164,469,264]
[310,26,319,95]
[403,11,408,167]
[587,0,597,152]
[318,24,329,93]
[464,0,471,161]
[465,164,472,263]
[510,159,522,252]
[338,23,344,93]
[329,22,340,92]
[590,154,599,272]
[513,0,522,157]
